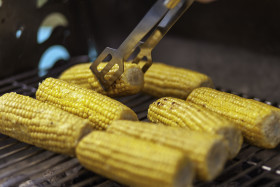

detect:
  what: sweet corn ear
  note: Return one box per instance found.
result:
[107,120,228,181]
[59,63,93,89]
[0,93,92,156]
[76,131,194,187]
[187,87,280,148]
[59,62,144,97]
[36,78,138,130]
[148,97,243,159]
[141,62,214,99]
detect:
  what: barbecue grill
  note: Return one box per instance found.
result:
[1,0,280,186]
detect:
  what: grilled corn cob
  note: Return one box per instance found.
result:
[59,63,93,89]
[107,120,228,181]
[76,131,194,187]
[187,87,280,148]
[141,62,214,99]
[59,62,144,97]
[0,92,92,156]
[148,97,243,159]
[36,78,138,130]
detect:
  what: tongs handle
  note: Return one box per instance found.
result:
[90,0,194,90]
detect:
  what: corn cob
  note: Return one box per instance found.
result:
[59,63,93,89]
[107,120,228,181]
[148,97,243,159]
[0,92,92,156]
[59,62,144,97]
[36,78,138,130]
[76,131,194,187]
[141,62,214,99]
[187,87,280,148]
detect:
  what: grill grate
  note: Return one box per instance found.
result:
[1,61,280,187]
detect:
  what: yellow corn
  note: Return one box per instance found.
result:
[148,97,243,159]
[59,62,144,97]
[187,87,280,148]
[165,0,181,8]
[76,131,194,187]
[107,120,228,181]
[0,92,92,156]
[141,62,214,99]
[59,63,93,89]
[36,78,138,130]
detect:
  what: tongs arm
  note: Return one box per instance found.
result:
[90,0,194,90]
[133,0,194,72]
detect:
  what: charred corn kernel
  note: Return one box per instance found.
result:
[187,87,280,148]
[0,92,92,156]
[141,62,214,99]
[76,131,194,187]
[107,120,228,181]
[148,97,243,159]
[36,78,138,130]
[59,62,144,97]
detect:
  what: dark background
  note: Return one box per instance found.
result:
[1,0,280,102]
[87,0,280,103]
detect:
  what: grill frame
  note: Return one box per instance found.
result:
[1,61,280,187]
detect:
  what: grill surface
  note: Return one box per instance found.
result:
[1,61,280,187]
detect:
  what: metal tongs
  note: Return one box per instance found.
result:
[90,0,194,90]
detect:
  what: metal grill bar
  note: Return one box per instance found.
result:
[71,175,107,187]
[0,142,29,160]
[0,146,40,170]
[27,158,81,186]
[48,166,87,187]
[1,61,280,186]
